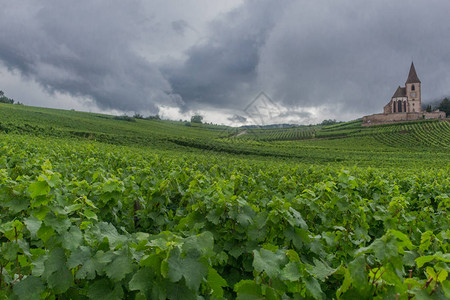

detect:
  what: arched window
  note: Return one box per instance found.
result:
[412,84,415,91]
[398,101,402,112]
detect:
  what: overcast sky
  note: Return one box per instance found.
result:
[1,0,449,125]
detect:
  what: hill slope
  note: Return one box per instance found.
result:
[1,103,449,167]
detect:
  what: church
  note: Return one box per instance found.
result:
[362,62,446,125]
[383,62,421,114]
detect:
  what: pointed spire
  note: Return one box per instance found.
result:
[406,62,421,84]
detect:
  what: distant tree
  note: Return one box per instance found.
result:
[145,114,161,120]
[113,115,135,122]
[191,115,203,124]
[0,96,14,104]
[426,105,432,112]
[438,98,450,117]
[133,113,144,119]
[320,119,338,126]
[0,90,14,104]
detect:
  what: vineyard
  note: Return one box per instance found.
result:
[0,104,449,299]
[234,126,317,141]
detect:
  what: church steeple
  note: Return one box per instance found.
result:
[406,62,421,84]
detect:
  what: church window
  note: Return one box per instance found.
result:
[412,85,415,91]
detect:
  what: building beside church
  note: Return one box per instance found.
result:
[362,62,445,125]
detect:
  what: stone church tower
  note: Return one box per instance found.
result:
[384,62,421,114]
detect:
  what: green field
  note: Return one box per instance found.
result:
[0,103,449,299]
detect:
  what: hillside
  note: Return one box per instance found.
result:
[1,103,449,167]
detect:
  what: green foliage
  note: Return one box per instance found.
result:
[113,115,135,122]
[0,133,448,299]
[0,90,14,104]
[321,119,339,125]
[438,97,450,117]
[0,104,449,298]
[191,114,203,123]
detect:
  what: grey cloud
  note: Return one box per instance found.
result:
[278,111,312,119]
[228,114,247,123]
[167,0,450,118]
[1,1,450,123]
[165,0,288,111]
[171,20,190,36]
[0,1,172,113]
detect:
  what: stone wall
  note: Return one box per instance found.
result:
[362,111,446,126]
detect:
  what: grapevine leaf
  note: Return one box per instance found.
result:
[437,270,448,283]
[44,213,71,233]
[47,267,73,294]
[443,280,450,298]
[308,258,337,282]
[389,229,414,250]
[61,226,83,251]
[167,247,208,291]
[305,276,325,300]
[104,254,134,282]
[281,261,301,281]
[166,282,197,300]
[87,278,124,300]
[13,276,45,300]
[129,267,154,293]
[288,207,308,229]
[412,289,434,300]
[207,267,227,298]
[43,248,72,293]
[65,203,83,214]
[284,227,310,250]
[403,250,419,267]
[36,223,55,243]
[68,246,99,280]
[237,212,253,227]
[3,196,29,213]
[83,209,98,220]
[348,255,367,290]
[77,257,100,280]
[265,287,279,300]
[182,231,214,255]
[336,267,352,298]
[369,237,397,263]
[28,180,50,198]
[2,242,20,260]
[96,222,127,248]
[24,216,42,238]
[416,255,435,268]
[30,249,47,277]
[252,248,287,278]
[234,280,263,300]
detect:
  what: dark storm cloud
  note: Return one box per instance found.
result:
[167,0,450,117]
[165,0,288,111]
[0,1,172,113]
[1,1,450,120]
[228,114,247,123]
[171,20,190,36]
